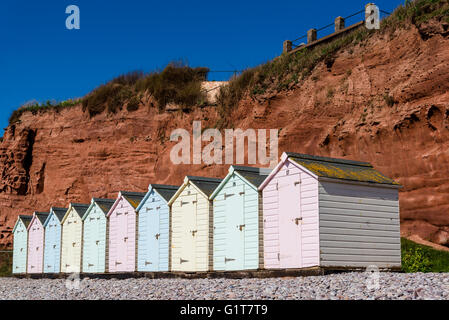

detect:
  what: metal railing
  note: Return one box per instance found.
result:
[290,8,391,49]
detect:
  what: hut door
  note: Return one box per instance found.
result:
[37,226,43,272]
[278,173,302,268]
[181,194,197,271]
[91,214,100,272]
[66,219,74,272]
[225,184,245,271]
[45,224,53,272]
[117,210,128,270]
[147,200,160,270]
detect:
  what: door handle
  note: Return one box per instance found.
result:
[191,230,197,237]
[294,217,302,225]
[124,237,128,242]
[155,233,160,240]
[238,224,245,231]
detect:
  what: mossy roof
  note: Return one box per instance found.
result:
[286,152,399,186]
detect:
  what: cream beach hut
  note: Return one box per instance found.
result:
[168,176,221,272]
[60,203,89,273]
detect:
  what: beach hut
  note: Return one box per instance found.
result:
[81,198,115,273]
[43,207,67,273]
[12,215,32,274]
[107,191,146,273]
[136,184,178,272]
[258,152,401,270]
[168,176,221,272]
[210,166,271,271]
[60,203,89,273]
[27,212,49,274]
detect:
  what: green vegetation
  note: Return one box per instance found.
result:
[10,63,209,123]
[401,238,449,273]
[82,63,208,116]
[0,252,12,277]
[9,99,81,124]
[216,27,371,119]
[383,0,449,29]
[216,0,449,119]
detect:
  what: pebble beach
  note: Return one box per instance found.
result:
[0,272,448,300]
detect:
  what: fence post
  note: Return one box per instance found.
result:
[307,28,317,43]
[283,40,292,53]
[335,16,345,32]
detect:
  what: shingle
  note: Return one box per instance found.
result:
[92,198,115,215]
[51,207,68,222]
[19,215,32,228]
[286,152,398,186]
[187,176,222,197]
[121,191,146,209]
[151,184,179,202]
[34,212,50,225]
[233,166,272,188]
[71,203,90,218]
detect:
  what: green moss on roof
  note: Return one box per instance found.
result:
[121,191,146,209]
[287,153,399,186]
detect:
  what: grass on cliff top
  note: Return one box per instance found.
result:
[8,99,81,125]
[216,0,449,120]
[401,238,449,273]
[9,62,209,124]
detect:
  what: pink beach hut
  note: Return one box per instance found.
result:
[27,212,49,273]
[107,191,146,273]
[258,152,401,270]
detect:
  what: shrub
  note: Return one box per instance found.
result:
[136,62,208,111]
[9,99,81,124]
[402,245,432,272]
[126,95,141,112]
[401,238,449,273]
[382,0,449,30]
[0,252,12,277]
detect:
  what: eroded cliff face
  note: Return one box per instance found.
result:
[1,20,449,248]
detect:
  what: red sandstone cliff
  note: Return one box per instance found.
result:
[1,19,449,248]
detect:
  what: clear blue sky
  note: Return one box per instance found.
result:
[0,0,403,136]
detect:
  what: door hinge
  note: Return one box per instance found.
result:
[180,258,189,264]
[145,261,152,265]
[225,257,235,263]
